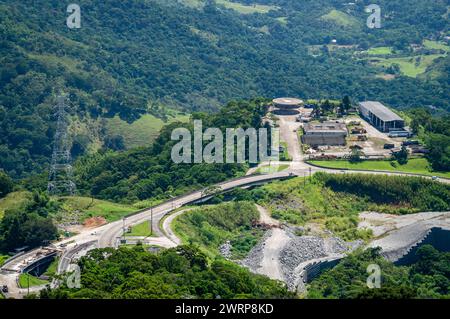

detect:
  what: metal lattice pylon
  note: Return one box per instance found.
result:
[47,94,76,196]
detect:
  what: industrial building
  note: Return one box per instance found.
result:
[302,122,348,146]
[272,97,304,109]
[358,101,405,132]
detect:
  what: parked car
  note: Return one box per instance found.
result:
[384,143,395,149]
[402,140,420,146]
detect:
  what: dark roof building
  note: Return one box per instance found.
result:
[359,101,405,132]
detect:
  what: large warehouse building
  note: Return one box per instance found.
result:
[359,101,405,132]
[302,122,348,146]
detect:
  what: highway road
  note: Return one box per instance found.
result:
[1,165,448,297]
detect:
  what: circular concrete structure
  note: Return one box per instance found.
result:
[273,97,304,109]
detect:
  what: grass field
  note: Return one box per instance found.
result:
[173,202,264,259]
[308,158,450,178]
[28,53,81,73]
[43,258,59,277]
[57,196,137,223]
[124,221,154,237]
[367,47,393,55]
[215,0,279,14]
[279,142,292,161]
[259,176,372,241]
[255,164,289,174]
[320,9,359,27]
[18,273,49,289]
[105,112,189,149]
[0,255,9,267]
[370,54,445,77]
[423,40,450,52]
[0,191,32,219]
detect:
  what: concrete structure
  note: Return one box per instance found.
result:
[302,122,348,146]
[359,101,405,132]
[273,98,304,109]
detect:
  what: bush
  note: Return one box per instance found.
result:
[0,170,13,199]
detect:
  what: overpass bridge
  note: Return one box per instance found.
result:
[1,167,449,297]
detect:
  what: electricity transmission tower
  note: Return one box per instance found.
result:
[47,94,76,196]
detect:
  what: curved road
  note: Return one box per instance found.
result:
[1,166,448,297]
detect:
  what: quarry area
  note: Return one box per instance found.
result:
[235,206,450,292]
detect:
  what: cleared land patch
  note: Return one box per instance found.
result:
[320,10,359,27]
[216,0,279,14]
[56,196,137,223]
[104,112,189,149]
[173,201,264,259]
[0,191,32,219]
[369,54,445,77]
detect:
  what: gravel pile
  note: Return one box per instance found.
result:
[239,230,273,271]
[280,235,327,289]
[219,240,233,259]
[271,196,305,212]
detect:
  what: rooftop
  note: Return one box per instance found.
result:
[359,101,403,122]
[304,122,348,133]
[273,97,304,106]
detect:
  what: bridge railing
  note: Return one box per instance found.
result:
[123,172,293,219]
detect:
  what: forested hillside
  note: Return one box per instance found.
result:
[39,245,295,299]
[1,0,449,177]
[308,245,450,299]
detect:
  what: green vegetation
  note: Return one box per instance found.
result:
[308,158,450,179]
[408,109,450,172]
[43,257,59,277]
[1,0,449,178]
[308,245,450,299]
[316,173,450,212]
[279,142,292,161]
[104,113,189,149]
[0,192,58,253]
[125,221,154,237]
[173,202,263,259]
[423,40,450,52]
[256,176,372,241]
[215,0,278,14]
[73,99,266,203]
[0,254,9,267]
[366,47,394,55]
[19,273,49,289]
[55,196,137,223]
[320,9,359,27]
[0,191,32,220]
[255,173,449,240]
[255,164,289,174]
[40,245,294,299]
[370,54,445,77]
[0,170,13,199]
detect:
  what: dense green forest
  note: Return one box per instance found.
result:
[1,0,449,177]
[69,98,268,202]
[38,245,294,299]
[315,172,450,212]
[0,192,58,253]
[308,245,450,299]
[408,109,450,171]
